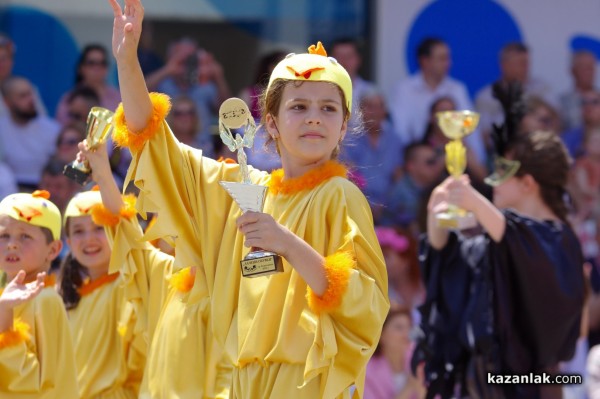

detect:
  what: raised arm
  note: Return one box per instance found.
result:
[108,0,152,131]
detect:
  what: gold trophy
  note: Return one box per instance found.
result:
[63,107,115,185]
[436,110,480,229]
[218,98,283,278]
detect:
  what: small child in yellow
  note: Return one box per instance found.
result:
[58,187,146,398]
[0,190,79,398]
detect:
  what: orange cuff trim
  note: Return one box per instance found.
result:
[112,92,172,153]
[170,267,195,293]
[306,251,354,314]
[0,319,30,350]
[91,195,137,227]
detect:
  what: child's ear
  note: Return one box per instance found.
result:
[340,119,348,142]
[264,114,279,139]
[46,240,63,263]
[521,174,538,193]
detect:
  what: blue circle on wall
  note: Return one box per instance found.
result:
[407,0,523,98]
[0,5,79,115]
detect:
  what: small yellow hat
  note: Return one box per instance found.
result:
[0,190,62,240]
[63,188,103,225]
[267,42,353,112]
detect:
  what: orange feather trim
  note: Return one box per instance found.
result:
[306,251,354,314]
[78,273,120,297]
[0,319,31,350]
[269,160,347,196]
[112,92,172,153]
[170,267,195,293]
[91,195,137,227]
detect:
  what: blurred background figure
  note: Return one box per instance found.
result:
[0,76,60,191]
[166,95,215,157]
[62,86,101,126]
[0,33,47,118]
[364,307,425,399]
[53,122,87,165]
[562,90,600,158]
[560,50,598,131]
[520,95,562,135]
[55,44,121,124]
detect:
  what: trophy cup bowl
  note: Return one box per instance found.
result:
[63,107,115,185]
[435,110,480,230]
[218,98,283,278]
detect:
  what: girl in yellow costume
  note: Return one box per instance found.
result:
[77,136,231,398]
[107,0,389,397]
[0,191,79,398]
[58,187,146,398]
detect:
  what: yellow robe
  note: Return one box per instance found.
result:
[113,93,389,398]
[0,285,79,398]
[105,213,230,399]
[67,275,146,399]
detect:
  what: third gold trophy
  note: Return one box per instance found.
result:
[63,107,114,185]
[436,110,480,229]
[218,98,283,278]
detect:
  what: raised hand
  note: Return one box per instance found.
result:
[0,270,45,309]
[108,0,144,62]
[447,175,478,212]
[77,140,113,184]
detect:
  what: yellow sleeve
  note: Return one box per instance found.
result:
[303,179,390,399]
[0,289,79,398]
[113,93,267,292]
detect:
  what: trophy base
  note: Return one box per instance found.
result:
[436,211,477,230]
[63,164,91,185]
[240,250,284,278]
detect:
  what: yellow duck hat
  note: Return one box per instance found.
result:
[267,42,353,112]
[0,190,62,240]
[63,187,103,225]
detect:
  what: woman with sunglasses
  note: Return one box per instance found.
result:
[55,44,121,125]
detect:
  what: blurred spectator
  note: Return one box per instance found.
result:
[0,76,60,190]
[0,162,17,200]
[166,95,214,157]
[330,38,376,129]
[63,85,100,126]
[238,50,287,120]
[146,37,231,136]
[422,96,488,182]
[560,50,598,131]
[53,122,87,165]
[364,307,425,399]
[389,37,486,164]
[375,227,424,311]
[341,90,403,222]
[520,95,562,135]
[562,90,600,157]
[0,33,47,118]
[55,44,121,124]
[475,42,556,144]
[138,20,164,76]
[38,158,81,215]
[381,142,444,232]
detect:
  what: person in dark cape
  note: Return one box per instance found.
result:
[412,82,585,399]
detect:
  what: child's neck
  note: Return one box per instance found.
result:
[514,196,560,222]
[281,158,327,179]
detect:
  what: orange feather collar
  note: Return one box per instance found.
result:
[268,161,347,196]
[78,273,120,297]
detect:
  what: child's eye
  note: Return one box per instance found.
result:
[0,233,8,239]
[20,234,32,240]
[291,104,305,111]
[95,226,105,233]
[323,105,337,112]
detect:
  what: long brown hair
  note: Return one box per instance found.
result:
[57,219,89,310]
[510,130,572,222]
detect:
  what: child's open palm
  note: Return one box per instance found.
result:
[0,270,46,309]
[108,0,143,62]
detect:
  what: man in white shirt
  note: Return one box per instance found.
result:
[475,42,556,143]
[389,37,485,163]
[0,76,59,190]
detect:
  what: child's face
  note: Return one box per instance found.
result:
[66,215,110,274]
[380,313,412,355]
[0,215,60,279]
[266,81,347,167]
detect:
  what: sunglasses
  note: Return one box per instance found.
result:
[172,108,195,117]
[68,111,85,121]
[58,138,80,147]
[582,98,600,106]
[84,59,108,67]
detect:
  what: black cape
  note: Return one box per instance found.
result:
[412,210,585,399]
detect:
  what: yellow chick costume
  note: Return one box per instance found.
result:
[0,191,79,398]
[96,194,231,398]
[112,42,388,398]
[62,190,146,399]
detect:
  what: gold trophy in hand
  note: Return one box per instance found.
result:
[63,107,115,185]
[436,110,480,229]
[218,98,284,278]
